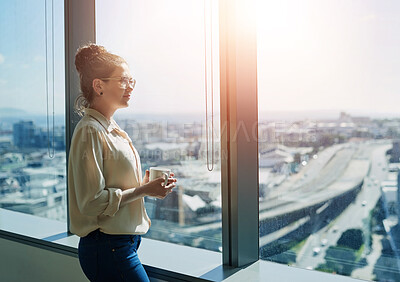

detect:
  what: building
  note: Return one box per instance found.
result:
[13,121,35,149]
[392,141,400,163]
[12,121,65,150]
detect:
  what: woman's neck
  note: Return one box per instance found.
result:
[89,103,116,121]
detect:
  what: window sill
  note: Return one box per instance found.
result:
[0,207,67,239]
[0,208,362,282]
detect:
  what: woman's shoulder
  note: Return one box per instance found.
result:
[75,116,107,133]
[71,117,108,142]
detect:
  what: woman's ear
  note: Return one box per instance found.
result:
[92,78,103,96]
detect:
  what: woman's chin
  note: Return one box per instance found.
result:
[119,102,130,108]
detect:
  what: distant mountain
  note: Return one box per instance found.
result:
[259,109,400,121]
[259,110,340,121]
[115,111,206,123]
[0,107,28,116]
[0,108,65,127]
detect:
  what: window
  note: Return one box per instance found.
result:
[0,0,66,222]
[96,0,222,252]
[3,0,390,281]
[257,1,400,280]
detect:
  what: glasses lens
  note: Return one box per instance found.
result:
[121,77,135,89]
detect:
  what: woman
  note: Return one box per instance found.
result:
[68,43,177,282]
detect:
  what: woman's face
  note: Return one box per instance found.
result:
[101,63,134,110]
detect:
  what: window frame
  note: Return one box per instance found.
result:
[0,0,379,281]
[64,0,96,235]
[219,0,259,267]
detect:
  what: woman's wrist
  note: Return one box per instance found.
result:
[120,184,148,207]
[136,184,149,197]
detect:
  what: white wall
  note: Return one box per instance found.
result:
[0,237,169,282]
[0,237,88,282]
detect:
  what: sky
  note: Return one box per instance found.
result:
[1,0,400,119]
[257,0,400,115]
[0,0,65,115]
[96,0,220,118]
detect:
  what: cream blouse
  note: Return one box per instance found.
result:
[68,108,151,237]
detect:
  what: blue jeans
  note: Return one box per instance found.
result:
[78,229,150,282]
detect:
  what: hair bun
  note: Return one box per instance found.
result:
[75,43,107,73]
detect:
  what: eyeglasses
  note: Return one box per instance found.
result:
[100,76,136,89]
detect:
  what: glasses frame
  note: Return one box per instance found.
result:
[100,76,136,89]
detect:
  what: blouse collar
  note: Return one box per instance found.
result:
[84,108,118,133]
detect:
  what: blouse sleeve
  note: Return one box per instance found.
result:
[70,125,122,217]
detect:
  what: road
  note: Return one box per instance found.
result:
[295,142,391,281]
[260,143,369,221]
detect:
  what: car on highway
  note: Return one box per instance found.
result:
[332,225,339,233]
[362,200,367,206]
[313,247,321,256]
[321,239,328,246]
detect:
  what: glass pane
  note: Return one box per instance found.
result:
[0,1,66,222]
[96,0,222,252]
[258,0,400,280]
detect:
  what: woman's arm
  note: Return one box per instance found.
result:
[120,175,177,207]
[70,125,123,217]
[71,126,177,212]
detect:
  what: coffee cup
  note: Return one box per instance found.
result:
[149,167,171,187]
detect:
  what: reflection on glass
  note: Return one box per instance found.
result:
[258,0,400,280]
[0,1,66,222]
[96,0,222,251]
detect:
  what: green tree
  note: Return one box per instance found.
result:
[337,229,364,250]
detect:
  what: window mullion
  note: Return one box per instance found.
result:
[64,0,96,234]
[219,0,259,267]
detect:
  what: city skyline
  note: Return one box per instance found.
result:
[3,79,400,281]
[3,106,400,122]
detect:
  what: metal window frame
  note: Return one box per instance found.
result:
[64,0,96,233]
[219,0,259,267]
[64,0,259,268]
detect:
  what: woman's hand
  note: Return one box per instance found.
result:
[120,172,177,207]
[141,171,175,186]
[144,173,177,199]
[141,170,150,185]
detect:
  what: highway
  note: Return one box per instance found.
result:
[294,142,391,280]
[163,140,392,271]
[259,143,370,223]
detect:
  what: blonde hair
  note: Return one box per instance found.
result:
[74,43,126,116]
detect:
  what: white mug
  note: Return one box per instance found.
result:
[149,167,171,186]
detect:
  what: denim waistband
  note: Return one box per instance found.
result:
[84,229,101,239]
[84,229,139,240]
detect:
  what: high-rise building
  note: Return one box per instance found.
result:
[392,140,400,163]
[13,121,35,149]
